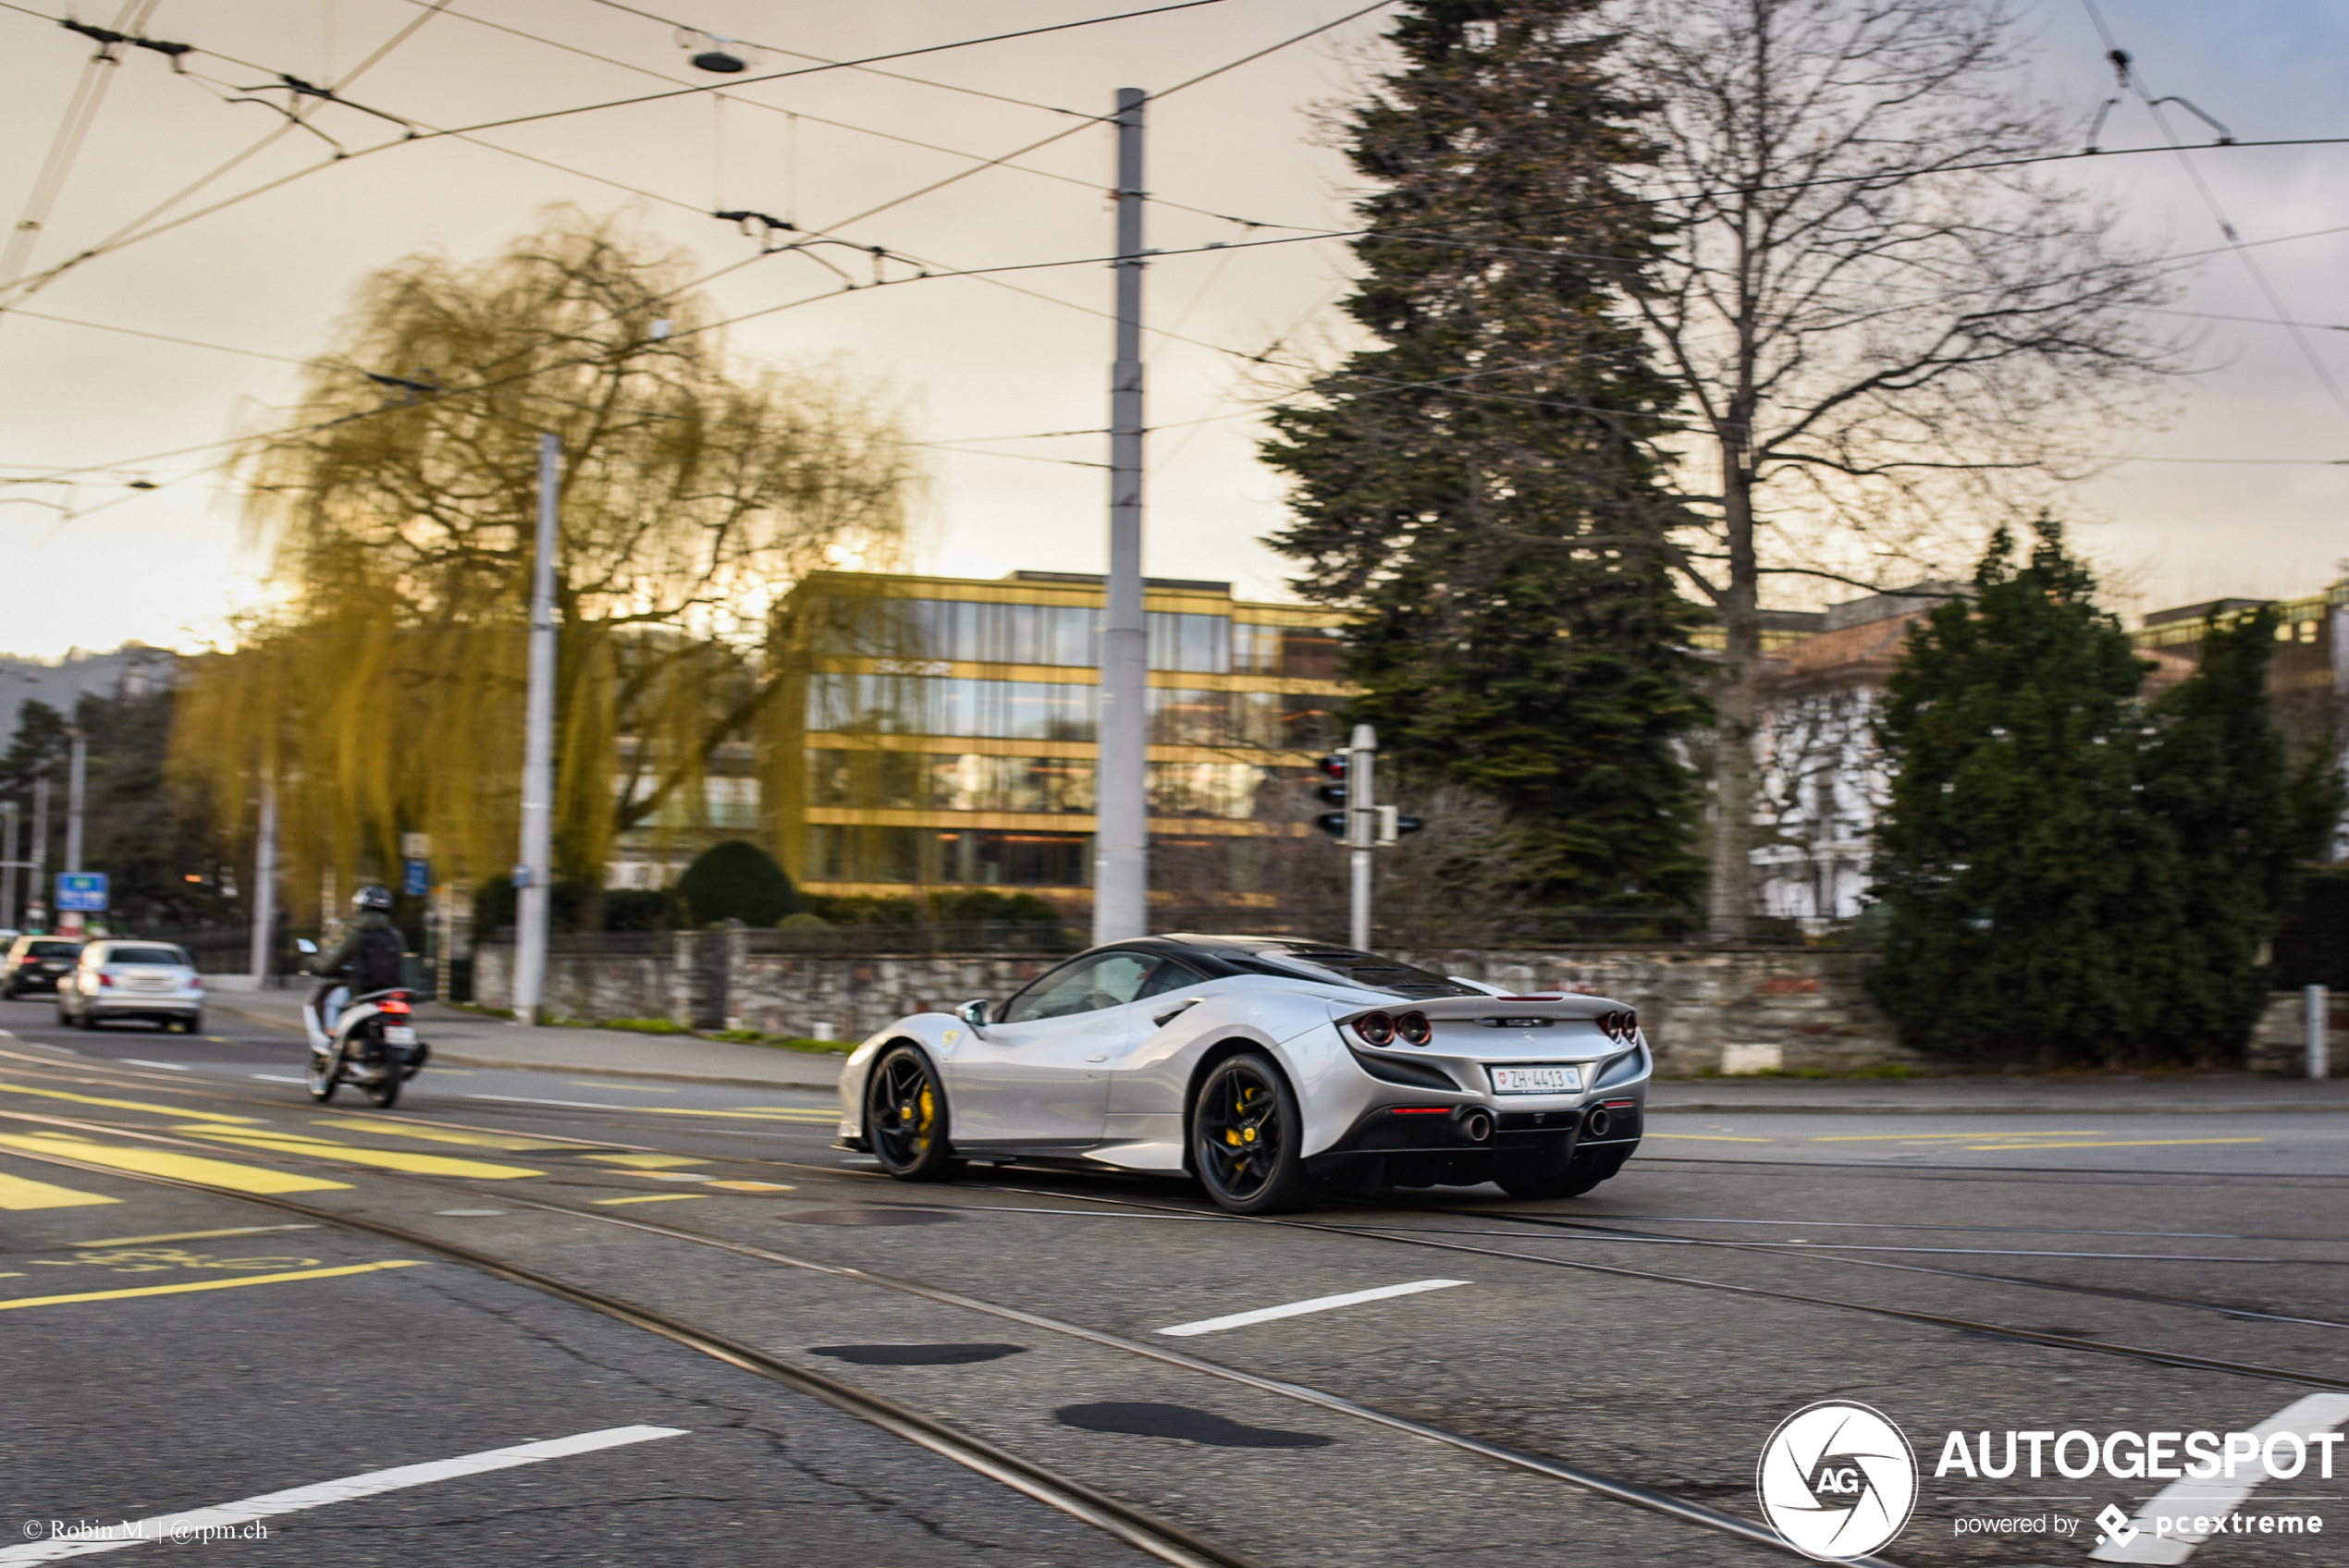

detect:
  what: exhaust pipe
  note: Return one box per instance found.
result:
[1457,1109,1494,1143]
[1584,1106,1612,1139]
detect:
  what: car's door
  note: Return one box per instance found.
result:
[947,950,1165,1145]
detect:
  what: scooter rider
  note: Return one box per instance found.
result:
[306,885,406,1036]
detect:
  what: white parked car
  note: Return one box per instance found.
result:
[57,941,204,1034]
[835,935,1649,1214]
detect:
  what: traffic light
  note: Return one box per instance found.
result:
[1315,753,1347,807]
[1313,811,1347,838]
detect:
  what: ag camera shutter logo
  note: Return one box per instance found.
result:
[1757,1402,1919,1561]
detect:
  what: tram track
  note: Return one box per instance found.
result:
[0,1110,1882,1568]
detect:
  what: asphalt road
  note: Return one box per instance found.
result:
[6,995,2349,1567]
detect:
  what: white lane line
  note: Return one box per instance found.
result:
[1156,1279,1470,1338]
[119,1060,190,1072]
[467,1093,633,1111]
[251,1074,305,1084]
[2089,1392,2349,1563]
[0,1426,687,1562]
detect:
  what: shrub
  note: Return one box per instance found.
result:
[675,840,801,927]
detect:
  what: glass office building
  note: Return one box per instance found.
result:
[776,570,1352,912]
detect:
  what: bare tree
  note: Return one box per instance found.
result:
[1605,0,2183,937]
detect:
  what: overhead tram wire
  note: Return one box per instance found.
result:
[0,3,1404,489]
[0,0,1233,303]
[2080,0,2349,431]
[0,0,456,310]
[0,0,162,290]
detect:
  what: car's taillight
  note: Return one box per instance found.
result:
[1349,1011,1396,1047]
[1395,1011,1432,1046]
[96,973,114,987]
[189,975,203,989]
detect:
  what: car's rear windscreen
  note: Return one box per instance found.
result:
[1245,945,1471,998]
[27,941,80,959]
[107,946,189,966]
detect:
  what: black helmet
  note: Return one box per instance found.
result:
[351,884,393,913]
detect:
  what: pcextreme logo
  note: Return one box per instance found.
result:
[1757,1402,1920,1562]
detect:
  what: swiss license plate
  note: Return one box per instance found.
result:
[384,1026,418,1046]
[1490,1065,1580,1095]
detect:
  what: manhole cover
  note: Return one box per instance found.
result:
[811,1343,1027,1366]
[778,1207,959,1226]
[1054,1403,1334,1449]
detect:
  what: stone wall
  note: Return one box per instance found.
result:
[2249,989,2349,1075]
[1394,946,1908,1077]
[474,937,1903,1072]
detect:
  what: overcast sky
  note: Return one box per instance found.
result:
[1,0,2343,659]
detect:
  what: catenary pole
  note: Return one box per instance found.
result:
[514,434,560,1025]
[61,729,86,936]
[1347,723,1376,951]
[29,777,48,931]
[1093,86,1150,945]
[248,773,278,985]
[1,801,17,929]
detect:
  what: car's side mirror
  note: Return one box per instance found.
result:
[295,938,318,954]
[956,998,991,1031]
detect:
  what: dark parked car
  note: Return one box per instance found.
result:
[3,936,85,998]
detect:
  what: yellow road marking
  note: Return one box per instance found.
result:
[0,1079,258,1123]
[75,1225,315,1246]
[172,1127,543,1180]
[1648,1133,1775,1143]
[310,1119,579,1151]
[704,1180,794,1192]
[0,1259,423,1312]
[590,1194,707,1206]
[581,1153,708,1169]
[641,1107,835,1122]
[1965,1138,2268,1151]
[1811,1131,2105,1142]
[0,1170,121,1210]
[570,1082,675,1092]
[0,1133,349,1194]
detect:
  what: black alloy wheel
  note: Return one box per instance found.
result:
[866,1045,956,1181]
[1192,1052,1308,1215]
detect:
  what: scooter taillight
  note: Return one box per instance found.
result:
[379,998,411,1015]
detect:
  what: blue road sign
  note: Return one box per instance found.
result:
[401,858,430,897]
[55,872,108,912]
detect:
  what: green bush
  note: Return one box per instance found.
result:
[924,888,1066,925]
[675,840,801,927]
[602,888,682,931]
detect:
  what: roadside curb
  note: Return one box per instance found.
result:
[427,1049,839,1093]
[1648,1097,2343,1116]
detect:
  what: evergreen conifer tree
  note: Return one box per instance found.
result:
[1869,523,2172,1062]
[1262,0,1708,906]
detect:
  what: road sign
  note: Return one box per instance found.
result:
[401,859,430,898]
[55,872,107,912]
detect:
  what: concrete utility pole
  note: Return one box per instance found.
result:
[61,729,86,936]
[2306,984,2330,1081]
[28,777,47,930]
[513,434,560,1025]
[1,801,17,929]
[1347,723,1377,951]
[1093,86,1150,947]
[248,773,278,986]
[63,729,85,874]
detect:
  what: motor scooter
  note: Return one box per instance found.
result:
[294,939,430,1109]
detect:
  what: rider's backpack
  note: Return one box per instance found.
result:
[351,926,405,993]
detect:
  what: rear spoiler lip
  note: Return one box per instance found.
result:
[1337,996,1632,1022]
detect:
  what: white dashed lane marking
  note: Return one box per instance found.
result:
[1157,1279,1470,1338]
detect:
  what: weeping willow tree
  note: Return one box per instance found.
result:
[174,210,919,924]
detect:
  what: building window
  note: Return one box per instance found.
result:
[1148,612,1230,673]
[805,825,1092,887]
[809,675,1099,741]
